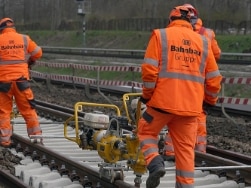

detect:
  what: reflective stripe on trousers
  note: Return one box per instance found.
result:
[165,112,207,155]
[196,112,207,153]
[138,107,197,187]
[0,126,12,145]
[164,133,175,156]
[0,81,42,139]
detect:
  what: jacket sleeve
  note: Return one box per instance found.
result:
[141,30,160,100]
[26,35,42,61]
[208,30,221,61]
[204,44,222,105]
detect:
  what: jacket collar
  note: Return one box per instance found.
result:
[167,20,193,30]
[1,28,16,34]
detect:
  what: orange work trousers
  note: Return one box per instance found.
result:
[164,111,207,157]
[138,107,197,186]
[0,80,42,146]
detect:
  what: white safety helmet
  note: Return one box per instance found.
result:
[183,3,199,17]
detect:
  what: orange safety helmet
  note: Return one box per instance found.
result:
[169,6,191,23]
[183,3,198,17]
[0,17,15,31]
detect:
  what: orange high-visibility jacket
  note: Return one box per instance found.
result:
[141,20,222,116]
[0,28,42,81]
[193,18,221,61]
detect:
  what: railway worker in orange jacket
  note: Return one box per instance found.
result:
[0,18,43,147]
[163,4,222,160]
[184,3,221,61]
[137,6,222,188]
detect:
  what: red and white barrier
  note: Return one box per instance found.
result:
[99,66,141,72]
[218,97,251,105]
[222,77,251,84]
[32,61,251,106]
[37,61,141,72]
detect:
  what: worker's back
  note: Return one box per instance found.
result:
[144,19,219,116]
[0,28,30,81]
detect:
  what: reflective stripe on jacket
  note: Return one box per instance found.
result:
[141,20,222,116]
[0,28,42,81]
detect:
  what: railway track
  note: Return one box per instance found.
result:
[1,100,251,188]
[41,46,251,65]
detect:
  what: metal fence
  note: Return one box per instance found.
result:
[41,46,251,64]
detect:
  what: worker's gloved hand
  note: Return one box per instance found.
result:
[139,96,149,104]
[202,101,214,115]
[28,58,36,69]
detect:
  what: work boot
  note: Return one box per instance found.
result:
[0,141,15,149]
[32,138,44,145]
[29,134,44,145]
[146,155,166,188]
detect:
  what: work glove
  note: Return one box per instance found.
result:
[28,58,36,69]
[139,96,149,104]
[202,101,214,115]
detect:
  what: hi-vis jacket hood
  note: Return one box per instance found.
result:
[168,19,193,30]
[141,19,222,116]
[1,27,16,33]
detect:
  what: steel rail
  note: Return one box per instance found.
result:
[11,134,135,188]
[207,145,251,165]
[0,169,28,188]
[41,46,251,64]
[195,151,251,185]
